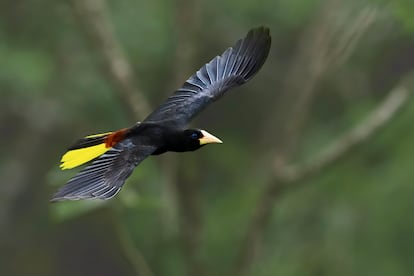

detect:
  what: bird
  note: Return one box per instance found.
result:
[51,26,271,201]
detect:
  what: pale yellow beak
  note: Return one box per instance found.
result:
[199,130,223,145]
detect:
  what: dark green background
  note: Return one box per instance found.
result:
[2,0,414,275]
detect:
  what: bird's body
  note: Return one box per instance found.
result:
[116,122,220,154]
[52,27,271,201]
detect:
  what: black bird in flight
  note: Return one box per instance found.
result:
[52,27,271,201]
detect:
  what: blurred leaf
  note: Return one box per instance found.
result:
[392,0,414,31]
[0,44,53,95]
[50,200,107,222]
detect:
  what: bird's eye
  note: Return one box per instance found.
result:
[191,132,199,139]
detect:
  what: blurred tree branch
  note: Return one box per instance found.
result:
[1,101,60,237]
[277,86,409,183]
[168,1,205,276]
[112,212,156,276]
[69,1,204,276]
[237,83,410,276]
[237,2,386,275]
[70,0,151,120]
[58,1,400,276]
[68,1,154,276]
[262,3,378,159]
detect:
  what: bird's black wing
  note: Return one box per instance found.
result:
[51,140,156,201]
[143,27,271,127]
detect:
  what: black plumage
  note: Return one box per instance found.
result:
[51,27,271,201]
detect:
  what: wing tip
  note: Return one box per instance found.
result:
[249,26,270,35]
[141,26,271,125]
[249,25,272,52]
[226,26,271,81]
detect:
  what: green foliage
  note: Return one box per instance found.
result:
[3,0,414,276]
[392,0,414,31]
[0,44,53,96]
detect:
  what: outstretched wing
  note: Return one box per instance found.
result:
[143,26,271,127]
[51,140,156,201]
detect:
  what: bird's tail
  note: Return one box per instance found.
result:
[60,128,128,170]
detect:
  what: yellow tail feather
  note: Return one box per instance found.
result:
[60,143,110,170]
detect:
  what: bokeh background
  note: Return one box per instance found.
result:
[2,0,414,275]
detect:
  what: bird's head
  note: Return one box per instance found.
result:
[181,129,223,151]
